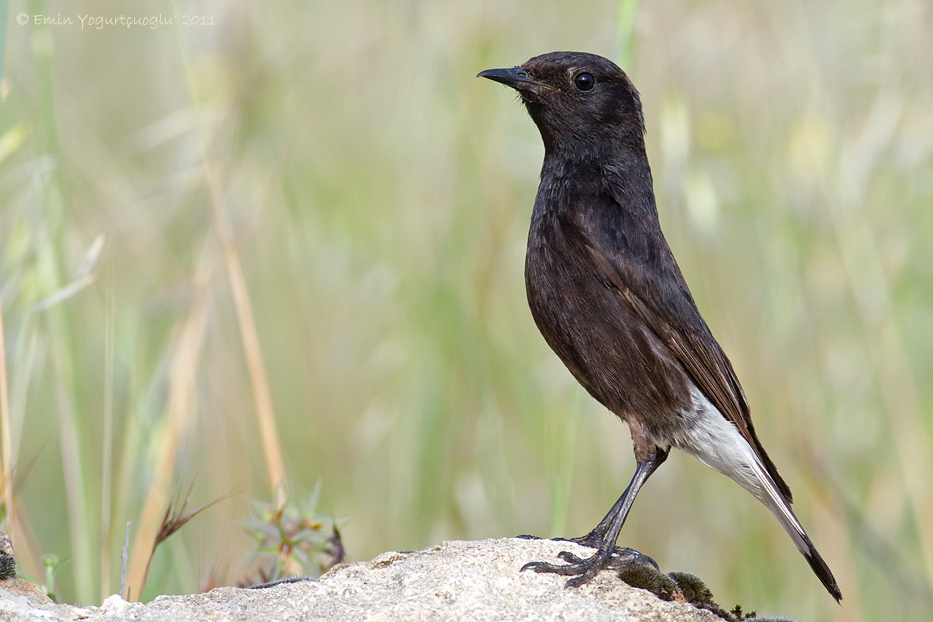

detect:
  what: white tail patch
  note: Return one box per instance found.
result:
[670,388,811,557]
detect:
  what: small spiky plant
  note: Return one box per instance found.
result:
[244,483,344,583]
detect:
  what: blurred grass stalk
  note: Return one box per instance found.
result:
[123,246,212,599]
[0,0,24,553]
[0,287,13,527]
[27,17,94,600]
[122,9,288,598]
[169,1,287,504]
[98,266,114,596]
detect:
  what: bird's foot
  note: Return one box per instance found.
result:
[565,530,658,570]
[520,546,657,587]
[566,528,608,550]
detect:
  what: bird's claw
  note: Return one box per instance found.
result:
[522,559,584,576]
[521,546,657,587]
[566,536,659,570]
[557,551,585,564]
[609,548,659,571]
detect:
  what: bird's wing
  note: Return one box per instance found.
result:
[575,196,794,503]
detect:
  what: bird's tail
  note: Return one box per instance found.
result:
[674,398,842,602]
[746,458,842,602]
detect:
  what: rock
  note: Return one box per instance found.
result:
[0,538,749,621]
[0,577,79,621]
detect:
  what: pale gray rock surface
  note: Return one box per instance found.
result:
[0,538,729,621]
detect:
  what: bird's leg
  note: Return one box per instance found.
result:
[522,446,667,587]
[568,490,628,549]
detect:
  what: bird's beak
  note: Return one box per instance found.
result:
[476,66,546,90]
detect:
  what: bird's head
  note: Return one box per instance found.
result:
[478,51,646,157]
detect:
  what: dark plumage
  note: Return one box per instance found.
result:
[478,51,841,602]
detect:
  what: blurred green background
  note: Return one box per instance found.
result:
[1,0,932,619]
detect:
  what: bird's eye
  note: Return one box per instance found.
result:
[573,72,595,92]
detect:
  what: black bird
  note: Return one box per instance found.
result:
[478,51,841,602]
